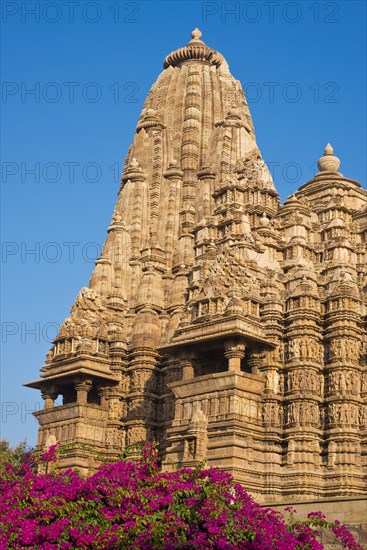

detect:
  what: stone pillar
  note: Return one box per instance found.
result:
[224,341,246,372]
[98,387,110,409]
[41,388,58,409]
[247,349,265,375]
[75,379,93,405]
[179,351,196,380]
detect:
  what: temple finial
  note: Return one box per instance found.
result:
[324,143,334,155]
[191,28,202,41]
[164,27,223,69]
[317,143,341,173]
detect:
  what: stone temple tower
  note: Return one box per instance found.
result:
[26,30,367,504]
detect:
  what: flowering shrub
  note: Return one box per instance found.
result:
[0,444,362,549]
[0,439,33,472]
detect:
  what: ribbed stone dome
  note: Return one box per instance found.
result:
[163,28,224,69]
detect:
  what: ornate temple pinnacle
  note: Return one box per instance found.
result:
[163,28,223,69]
[317,142,341,173]
[191,28,203,41]
[324,143,334,155]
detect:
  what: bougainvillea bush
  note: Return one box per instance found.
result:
[0,444,362,549]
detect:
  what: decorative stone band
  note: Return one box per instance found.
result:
[163,29,223,69]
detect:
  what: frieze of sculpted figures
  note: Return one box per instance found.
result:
[286,338,322,361]
[263,401,282,425]
[127,426,147,445]
[287,402,319,425]
[242,399,262,420]
[327,370,360,395]
[287,369,321,393]
[329,338,360,362]
[327,403,360,426]
[130,369,156,392]
[106,426,125,448]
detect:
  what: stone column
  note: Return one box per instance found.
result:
[224,341,246,372]
[98,387,110,409]
[75,379,93,405]
[41,388,58,409]
[247,350,265,375]
[180,351,196,380]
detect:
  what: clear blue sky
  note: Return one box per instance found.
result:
[1,0,366,446]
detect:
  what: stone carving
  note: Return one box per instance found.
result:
[286,338,321,361]
[328,403,359,426]
[287,402,319,426]
[287,440,296,465]
[287,369,321,394]
[329,338,360,362]
[127,426,147,445]
[25,29,366,504]
[263,402,281,425]
[327,370,359,395]
[108,398,123,420]
[265,370,280,393]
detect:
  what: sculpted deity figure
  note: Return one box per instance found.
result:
[359,405,366,427]
[109,398,122,420]
[332,338,342,360]
[339,372,347,392]
[349,340,360,361]
[265,370,279,393]
[279,373,284,394]
[340,339,348,361]
[328,403,336,424]
[300,339,306,358]
[341,405,349,425]
[287,440,296,465]
[346,371,355,394]
[349,406,357,425]
[263,402,272,424]
[328,441,337,467]
[292,371,299,391]
[288,339,300,359]
[288,402,300,424]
